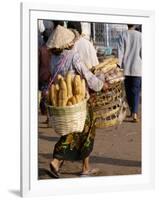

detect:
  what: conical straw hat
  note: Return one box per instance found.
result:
[46,25,75,49]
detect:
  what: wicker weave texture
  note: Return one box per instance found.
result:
[90,80,127,128]
[47,99,87,135]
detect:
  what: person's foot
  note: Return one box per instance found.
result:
[127,110,132,118]
[132,113,139,122]
[80,168,100,177]
[132,118,139,122]
[50,162,60,178]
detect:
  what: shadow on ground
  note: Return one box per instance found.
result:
[90,155,141,167]
[39,134,59,142]
[9,190,21,197]
[38,168,59,179]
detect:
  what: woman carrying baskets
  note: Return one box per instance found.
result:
[46,25,108,178]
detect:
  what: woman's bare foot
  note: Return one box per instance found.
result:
[80,168,100,176]
[49,159,61,178]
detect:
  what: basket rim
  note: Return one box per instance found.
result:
[46,98,87,110]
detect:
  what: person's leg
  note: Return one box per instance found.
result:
[50,132,84,178]
[50,134,74,178]
[124,76,133,115]
[81,156,99,176]
[131,76,141,120]
[80,106,97,175]
[82,157,90,172]
[49,158,61,178]
[50,158,61,172]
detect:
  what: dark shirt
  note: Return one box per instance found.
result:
[39,45,51,86]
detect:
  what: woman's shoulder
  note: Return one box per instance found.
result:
[62,49,76,56]
[65,48,79,58]
[76,37,92,47]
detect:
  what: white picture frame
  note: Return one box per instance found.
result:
[20,2,155,197]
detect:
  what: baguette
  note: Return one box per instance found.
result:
[50,84,58,106]
[69,96,76,105]
[73,75,82,95]
[81,79,86,99]
[66,72,73,99]
[58,78,68,106]
[75,94,83,103]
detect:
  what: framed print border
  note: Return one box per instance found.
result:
[20,2,155,197]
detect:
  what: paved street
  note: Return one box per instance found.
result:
[38,107,141,179]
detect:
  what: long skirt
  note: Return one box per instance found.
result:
[53,106,96,161]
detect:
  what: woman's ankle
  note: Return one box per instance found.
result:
[132,113,138,119]
[82,157,90,172]
[51,159,60,171]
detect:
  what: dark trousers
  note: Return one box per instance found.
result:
[124,76,141,114]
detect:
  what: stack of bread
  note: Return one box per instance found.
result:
[49,73,86,107]
[94,57,124,84]
[47,72,87,135]
[89,57,127,128]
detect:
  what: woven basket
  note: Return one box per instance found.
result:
[90,81,124,108]
[93,99,124,128]
[89,81,126,128]
[46,99,87,136]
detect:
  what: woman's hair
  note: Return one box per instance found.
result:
[67,21,82,35]
[127,24,135,29]
[50,48,63,55]
[135,25,142,32]
[50,43,74,55]
[43,30,51,43]
[53,20,64,28]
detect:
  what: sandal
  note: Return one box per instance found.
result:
[80,168,99,177]
[49,163,60,178]
[132,117,140,123]
[132,113,139,123]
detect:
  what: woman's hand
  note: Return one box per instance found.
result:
[102,82,109,92]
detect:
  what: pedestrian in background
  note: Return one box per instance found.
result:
[39,20,64,115]
[67,21,99,70]
[117,24,142,122]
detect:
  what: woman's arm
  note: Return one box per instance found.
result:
[72,52,103,92]
[117,33,124,68]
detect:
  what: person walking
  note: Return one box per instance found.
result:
[117,24,142,122]
[46,25,108,178]
[39,21,64,116]
[67,21,99,70]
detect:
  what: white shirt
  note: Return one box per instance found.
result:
[81,22,91,40]
[38,20,45,33]
[74,37,99,69]
[117,30,142,77]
